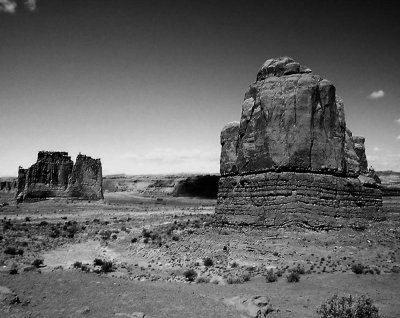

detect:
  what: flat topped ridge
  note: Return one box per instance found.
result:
[256,56,312,81]
[37,151,71,161]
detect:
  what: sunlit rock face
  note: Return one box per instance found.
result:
[16,151,103,202]
[216,57,383,228]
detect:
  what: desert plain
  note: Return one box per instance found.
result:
[1,183,399,318]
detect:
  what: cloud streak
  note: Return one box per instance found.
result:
[0,0,36,13]
[121,148,219,164]
[368,90,385,99]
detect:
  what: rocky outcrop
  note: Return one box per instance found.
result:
[67,154,103,200]
[16,151,103,202]
[216,57,382,228]
[0,179,17,193]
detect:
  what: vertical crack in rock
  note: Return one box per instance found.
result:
[216,57,383,229]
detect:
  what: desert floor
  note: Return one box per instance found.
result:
[1,192,399,318]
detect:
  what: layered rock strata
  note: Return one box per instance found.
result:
[16,151,103,202]
[216,57,382,228]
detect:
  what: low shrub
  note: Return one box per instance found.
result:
[317,294,381,318]
[242,272,251,282]
[292,265,305,275]
[131,237,138,243]
[32,259,43,268]
[172,235,179,241]
[142,229,151,238]
[227,273,251,284]
[351,263,365,274]
[183,269,197,282]
[287,271,300,283]
[265,269,278,283]
[231,261,239,268]
[4,247,17,255]
[73,261,82,269]
[93,258,103,266]
[196,276,210,283]
[101,261,114,273]
[227,276,244,284]
[9,268,18,275]
[203,257,213,267]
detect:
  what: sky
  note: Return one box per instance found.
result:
[0,0,399,176]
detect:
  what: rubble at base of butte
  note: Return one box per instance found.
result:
[16,151,103,202]
[215,57,383,229]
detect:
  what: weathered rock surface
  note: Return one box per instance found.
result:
[216,57,382,227]
[67,154,103,200]
[16,151,103,201]
[223,295,276,317]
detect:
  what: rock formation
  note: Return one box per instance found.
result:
[16,151,103,202]
[216,57,383,228]
[67,154,103,200]
[0,179,17,193]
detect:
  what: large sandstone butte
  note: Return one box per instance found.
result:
[216,57,383,228]
[16,151,103,202]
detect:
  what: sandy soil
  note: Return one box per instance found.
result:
[1,192,399,318]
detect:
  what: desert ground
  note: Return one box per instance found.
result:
[1,191,399,318]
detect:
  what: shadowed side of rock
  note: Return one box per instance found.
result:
[16,151,103,202]
[172,175,219,198]
[216,57,383,228]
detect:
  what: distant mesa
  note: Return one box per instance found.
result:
[216,57,383,228]
[16,151,103,202]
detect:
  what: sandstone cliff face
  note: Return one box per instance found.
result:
[216,57,382,228]
[67,154,103,200]
[16,151,103,201]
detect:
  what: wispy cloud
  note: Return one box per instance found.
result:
[0,0,36,14]
[121,148,218,163]
[397,135,400,140]
[368,90,385,99]
[0,0,17,13]
[118,147,220,174]
[396,118,400,124]
[24,0,36,11]
[368,153,400,171]
[373,147,380,152]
